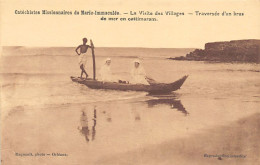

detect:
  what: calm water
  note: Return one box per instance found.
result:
[1,47,260,164]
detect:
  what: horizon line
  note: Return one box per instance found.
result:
[1,45,199,49]
[2,39,259,49]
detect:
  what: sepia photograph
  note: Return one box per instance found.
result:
[1,0,260,165]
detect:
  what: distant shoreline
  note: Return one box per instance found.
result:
[168,39,260,63]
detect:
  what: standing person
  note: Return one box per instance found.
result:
[75,38,93,79]
[130,59,149,85]
[99,58,113,82]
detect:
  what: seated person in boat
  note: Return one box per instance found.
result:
[75,38,93,79]
[130,59,149,85]
[98,58,114,82]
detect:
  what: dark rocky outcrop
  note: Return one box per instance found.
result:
[169,40,260,63]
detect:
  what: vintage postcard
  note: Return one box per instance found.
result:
[1,0,260,165]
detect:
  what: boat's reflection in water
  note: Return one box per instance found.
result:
[78,108,97,142]
[78,93,188,142]
[146,93,189,116]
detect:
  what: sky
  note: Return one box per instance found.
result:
[0,0,260,48]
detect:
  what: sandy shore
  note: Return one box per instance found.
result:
[96,113,260,165]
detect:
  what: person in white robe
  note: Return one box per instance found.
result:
[99,58,113,82]
[130,59,149,85]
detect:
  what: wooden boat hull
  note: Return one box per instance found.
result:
[71,75,188,94]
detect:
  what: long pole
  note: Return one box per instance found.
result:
[90,39,96,80]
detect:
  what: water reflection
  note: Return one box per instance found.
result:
[92,108,97,141]
[146,94,189,116]
[78,95,188,143]
[78,107,97,142]
[131,104,141,121]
